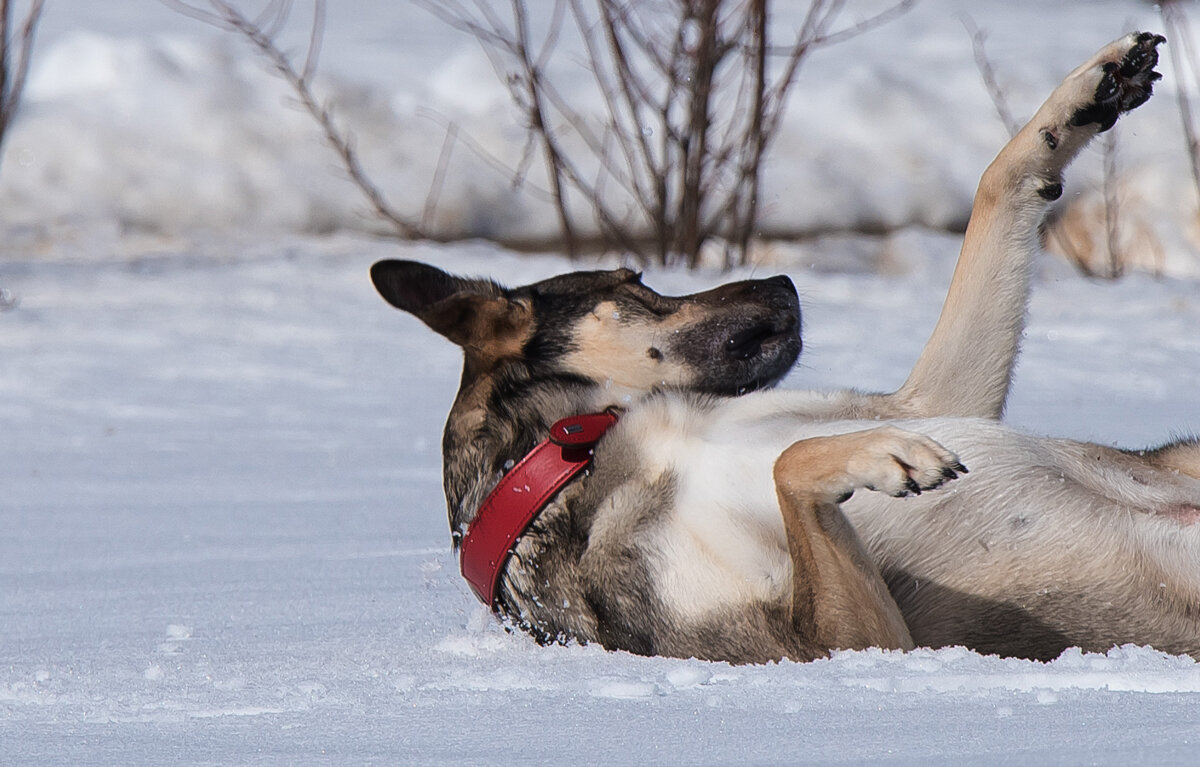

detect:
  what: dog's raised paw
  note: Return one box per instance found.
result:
[1070,32,1165,132]
[846,427,966,500]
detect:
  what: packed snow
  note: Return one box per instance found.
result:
[3,1,1200,764]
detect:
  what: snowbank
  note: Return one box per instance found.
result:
[2,0,1199,275]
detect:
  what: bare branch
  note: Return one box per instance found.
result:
[301,0,325,85]
[423,121,459,232]
[799,0,915,52]
[510,0,579,256]
[0,0,46,172]
[415,105,556,203]
[170,0,426,238]
[965,17,1019,137]
[1100,129,1123,278]
[1160,0,1200,210]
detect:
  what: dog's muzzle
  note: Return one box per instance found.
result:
[676,275,802,395]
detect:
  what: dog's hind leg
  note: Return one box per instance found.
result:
[772,426,966,656]
[1140,437,1200,479]
[894,33,1165,419]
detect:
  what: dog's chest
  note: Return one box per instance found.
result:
[603,398,803,620]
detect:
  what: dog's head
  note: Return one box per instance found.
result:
[371,260,801,396]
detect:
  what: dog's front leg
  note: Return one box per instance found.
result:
[772,426,966,657]
[894,33,1164,419]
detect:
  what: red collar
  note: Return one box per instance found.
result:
[460,411,619,606]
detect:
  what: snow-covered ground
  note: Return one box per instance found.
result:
[3,1,1200,764]
[4,234,1200,764]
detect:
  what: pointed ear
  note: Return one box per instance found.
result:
[370,260,527,351]
[370,260,500,313]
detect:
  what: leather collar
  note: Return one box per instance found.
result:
[460,411,619,606]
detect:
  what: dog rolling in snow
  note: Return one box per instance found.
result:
[372,33,1200,663]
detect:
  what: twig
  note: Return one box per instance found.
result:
[510,0,578,257]
[166,0,426,239]
[965,17,1018,137]
[422,121,459,232]
[1160,0,1200,210]
[1100,129,1123,278]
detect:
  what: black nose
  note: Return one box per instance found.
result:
[725,324,778,360]
[764,274,796,292]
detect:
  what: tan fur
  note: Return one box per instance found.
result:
[561,300,698,390]
[772,429,948,652]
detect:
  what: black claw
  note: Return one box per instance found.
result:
[1041,129,1059,150]
[954,462,969,474]
[904,477,922,496]
[940,467,959,480]
[1121,37,1162,77]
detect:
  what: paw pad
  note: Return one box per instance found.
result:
[1070,32,1165,133]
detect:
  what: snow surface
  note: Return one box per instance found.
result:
[4,233,1200,764]
[3,1,1200,764]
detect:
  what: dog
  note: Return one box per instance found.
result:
[372,33,1200,663]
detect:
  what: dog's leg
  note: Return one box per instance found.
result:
[1140,437,1200,479]
[773,426,966,655]
[895,33,1164,419]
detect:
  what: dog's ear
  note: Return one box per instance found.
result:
[370,260,528,352]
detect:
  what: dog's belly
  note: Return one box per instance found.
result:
[618,392,1200,631]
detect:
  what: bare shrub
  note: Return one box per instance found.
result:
[420,0,914,268]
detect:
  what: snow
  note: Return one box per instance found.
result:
[5,0,1200,274]
[2,1,1200,764]
[4,234,1200,764]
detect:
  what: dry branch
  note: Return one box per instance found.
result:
[1160,0,1200,209]
[0,0,45,174]
[167,0,427,239]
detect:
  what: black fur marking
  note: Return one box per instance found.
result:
[1038,182,1063,201]
[1070,102,1118,130]
[647,347,664,361]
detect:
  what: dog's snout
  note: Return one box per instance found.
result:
[763,274,796,293]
